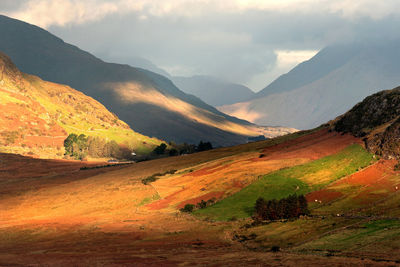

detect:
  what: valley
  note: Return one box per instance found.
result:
[1,3,400,266]
[1,126,400,266]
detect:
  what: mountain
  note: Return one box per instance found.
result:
[0,15,266,147]
[219,41,400,129]
[99,54,171,78]
[172,75,255,106]
[0,52,161,158]
[333,86,400,159]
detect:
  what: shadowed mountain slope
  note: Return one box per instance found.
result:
[172,75,255,107]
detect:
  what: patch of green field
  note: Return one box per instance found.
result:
[239,217,358,250]
[295,219,400,258]
[195,144,374,221]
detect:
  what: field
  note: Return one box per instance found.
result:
[1,128,400,266]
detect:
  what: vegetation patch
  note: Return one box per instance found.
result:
[195,144,374,220]
[141,169,177,185]
[80,162,133,170]
[295,219,400,254]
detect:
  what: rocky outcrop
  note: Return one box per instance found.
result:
[333,86,400,159]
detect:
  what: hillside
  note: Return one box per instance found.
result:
[2,121,400,265]
[333,86,400,159]
[2,82,400,263]
[0,52,161,158]
[0,15,273,147]
[172,75,255,107]
[219,41,400,129]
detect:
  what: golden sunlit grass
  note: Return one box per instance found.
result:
[0,55,162,158]
[1,128,400,265]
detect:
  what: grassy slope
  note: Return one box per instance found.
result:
[2,127,400,264]
[195,144,374,220]
[0,53,161,157]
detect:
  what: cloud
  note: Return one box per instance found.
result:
[3,0,400,91]
[275,50,318,69]
[8,0,400,28]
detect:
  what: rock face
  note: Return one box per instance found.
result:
[333,86,400,159]
[366,118,400,159]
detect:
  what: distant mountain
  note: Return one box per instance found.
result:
[172,75,255,107]
[0,15,265,147]
[220,41,400,129]
[100,54,171,78]
[0,52,161,158]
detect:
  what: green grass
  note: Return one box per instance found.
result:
[295,219,400,254]
[195,144,374,221]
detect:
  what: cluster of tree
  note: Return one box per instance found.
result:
[196,141,213,152]
[64,134,133,160]
[254,194,309,221]
[180,198,216,213]
[152,141,213,157]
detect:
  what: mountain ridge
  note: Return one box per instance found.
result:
[0,15,264,146]
[219,40,400,130]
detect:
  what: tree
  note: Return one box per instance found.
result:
[153,143,167,155]
[197,141,213,152]
[169,148,178,156]
[64,133,78,155]
[254,195,309,221]
[76,134,88,151]
[180,204,195,213]
[298,195,310,216]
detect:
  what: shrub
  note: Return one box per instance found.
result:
[141,175,159,185]
[271,246,280,252]
[180,204,195,213]
[197,200,207,209]
[394,161,400,171]
[153,143,167,155]
[169,148,178,156]
[141,170,177,185]
[196,141,213,152]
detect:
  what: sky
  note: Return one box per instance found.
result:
[1,0,400,91]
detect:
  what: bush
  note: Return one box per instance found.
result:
[141,170,177,185]
[169,148,178,156]
[394,161,400,171]
[196,141,213,152]
[153,143,167,155]
[180,204,195,213]
[197,200,207,209]
[141,175,159,185]
[271,246,280,252]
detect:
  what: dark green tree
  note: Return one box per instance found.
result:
[64,133,78,155]
[197,141,213,152]
[153,143,167,155]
